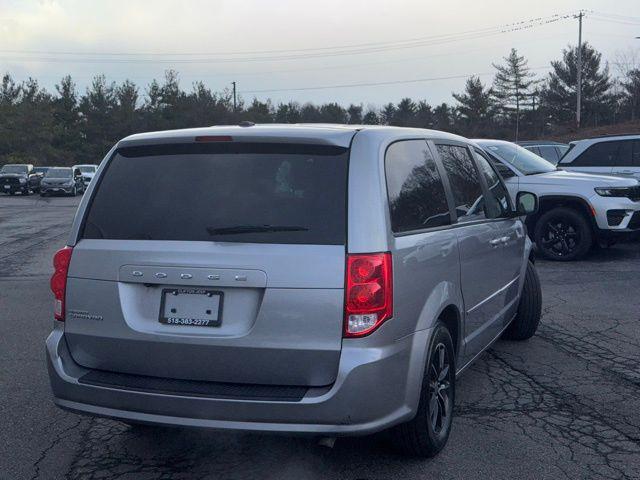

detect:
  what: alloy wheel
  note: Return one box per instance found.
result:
[540,218,581,258]
[428,343,452,436]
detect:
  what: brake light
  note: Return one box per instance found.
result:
[344,252,393,337]
[194,135,233,142]
[50,246,73,321]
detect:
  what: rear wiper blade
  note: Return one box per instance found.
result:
[206,225,309,235]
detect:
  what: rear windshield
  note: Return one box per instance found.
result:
[77,166,96,173]
[45,168,72,178]
[1,165,28,174]
[81,143,349,245]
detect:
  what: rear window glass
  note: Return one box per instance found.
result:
[571,140,632,167]
[46,168,72,178]
[82,143,349,245]
[385,140,451,233]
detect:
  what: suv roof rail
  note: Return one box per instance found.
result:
[589,132,640,139]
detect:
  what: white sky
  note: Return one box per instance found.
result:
[0,0,638,107]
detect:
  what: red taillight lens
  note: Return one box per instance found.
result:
[344,252,392,337]
[194,135,233,142]
[50,246,73,321]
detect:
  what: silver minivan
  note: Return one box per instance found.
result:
[47,124,542,457]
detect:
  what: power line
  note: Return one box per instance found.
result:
[239,66,552,94]
[0,12,577,64]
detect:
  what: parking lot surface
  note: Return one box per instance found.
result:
[1,194,639,480]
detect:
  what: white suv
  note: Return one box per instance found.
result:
[558,134,640,179]
[476,139,640,261]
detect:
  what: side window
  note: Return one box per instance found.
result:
[556,145,569,159]
[538,146,560,163]
[385,140,451,233]
[473,149,512,218]
[525,146,541,156]
[615,141,633,167]
[437,144,485,222]
[572,141,629,167]
[633,141,640,166]
[486,154,516,179]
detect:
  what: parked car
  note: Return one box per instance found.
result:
[72,164,99,188]
[40,167,85,196]
[518,141,570,165]
[0,163,40,195]
[30,166,51,193]
[477,139,640,261]
[558,134,640,179]
[47,125,542,457]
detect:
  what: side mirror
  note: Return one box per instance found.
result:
[515,191,538,216]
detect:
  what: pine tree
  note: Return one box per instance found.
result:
[621,69,640,121]
[452,76,494,136]
[492,48,538,141]
[541,42,612,127]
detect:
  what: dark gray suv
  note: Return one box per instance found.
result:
[47,125,542,457]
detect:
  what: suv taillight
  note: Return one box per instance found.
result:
[50,246,73,321]
[344,252,393,337]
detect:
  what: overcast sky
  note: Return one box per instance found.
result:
[0,0,638,108]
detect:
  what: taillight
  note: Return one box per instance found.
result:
[344,252,393,337]
[50,246,73,321]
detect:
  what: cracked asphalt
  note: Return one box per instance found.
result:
[1,194,639,480]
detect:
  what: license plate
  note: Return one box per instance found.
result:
[159,288,223,327]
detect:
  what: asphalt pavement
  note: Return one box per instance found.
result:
[1,194,639,480]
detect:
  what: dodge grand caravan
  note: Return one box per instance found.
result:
[47,124,542,457]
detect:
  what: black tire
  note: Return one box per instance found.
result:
[391,322,455,457]
[534,207,593,261]
[503,261,542,341]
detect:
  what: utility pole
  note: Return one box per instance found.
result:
[232,81,237,111]
[576,11,583,129]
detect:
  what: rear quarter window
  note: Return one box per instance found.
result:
[571,140,632,167]
[385,140,451,233]
[81,143,349,245]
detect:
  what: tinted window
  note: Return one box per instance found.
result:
[474,150,512,218]
[385,140,450,232]
[633,141,640,166]
[572,141,632,167]
[82,143,348,245]
[437,144,485,222]
[524,146,541,156]
[45,168,72,179]
[538,146,560,163]
[0,165,28,174]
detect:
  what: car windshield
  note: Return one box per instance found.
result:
[78,166,95,173]
[480,142,556,175]
[45,168,72,179]
[1,165,28,174]
[32,167,49,174]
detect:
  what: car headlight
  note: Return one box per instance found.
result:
[595,187,632,197]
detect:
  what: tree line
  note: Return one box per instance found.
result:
[1,42,639,167]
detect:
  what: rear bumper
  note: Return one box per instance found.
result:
[47,324,431,435]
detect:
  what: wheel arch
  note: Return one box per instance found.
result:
[526,195,597,235]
